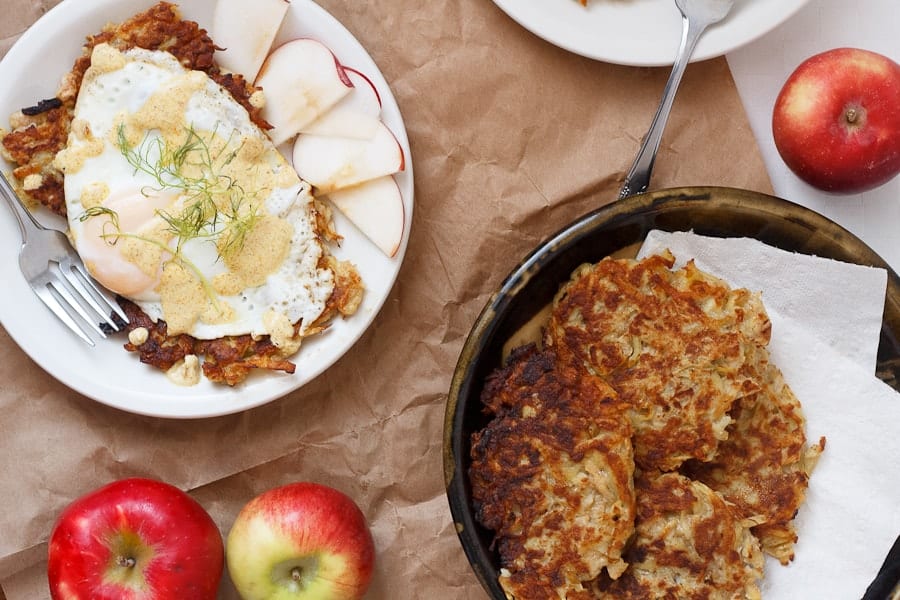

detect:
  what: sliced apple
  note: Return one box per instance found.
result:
[212,0,289,82]
[343,68,383,114]
[326,176,405,257]
[299,109,381,140]
[255,38,354,146]
[291,121,404,192]
[299,68,383,139]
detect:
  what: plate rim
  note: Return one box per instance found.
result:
[491,0,812,66]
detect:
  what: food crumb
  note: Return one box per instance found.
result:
[128,327,149,346]
[23,173,43,190]
[249,90,265,109]
[166,354,200,386]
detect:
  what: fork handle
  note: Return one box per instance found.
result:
[0,170,44,241]
[618,15,710,199]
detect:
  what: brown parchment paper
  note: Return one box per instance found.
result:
[0,0,773,598]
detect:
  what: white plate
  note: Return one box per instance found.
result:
[0,0,414,418]
[492,0,811,66]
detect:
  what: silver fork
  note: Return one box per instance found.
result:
[619,0,736,199]
[0,170,128,346]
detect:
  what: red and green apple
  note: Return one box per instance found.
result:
[47,477,224,600]
[226,482,375,600]
[772,47,900,194]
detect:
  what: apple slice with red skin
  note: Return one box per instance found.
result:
[772,47,900,194]
[47,478,223,600]
[291,121,405,193]
[255,38,355,146]
[327,175,405,257]
[299,109,380,141]
[300,68,383,139]
[211,0,289,83]
[343,68,383,112]
[226,482,375,600]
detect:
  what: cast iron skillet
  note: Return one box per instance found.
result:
[443,186,900,600]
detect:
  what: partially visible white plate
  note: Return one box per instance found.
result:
[492,0,811,66]
[0,0,414,418]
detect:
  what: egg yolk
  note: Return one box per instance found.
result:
[75,189,177,298]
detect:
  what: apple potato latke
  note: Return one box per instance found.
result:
[592,471,765,600]
[470,253,823,598]
[545,250,772,472]
[681,360,826,565]
[0,2,364,385]
[470,345,635,600]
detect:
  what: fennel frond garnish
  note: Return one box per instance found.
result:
[75,124,269,305]
[115,123,261,260]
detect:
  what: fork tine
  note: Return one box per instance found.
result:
[59,259,128,331]
[46,264,109,340]
[32,284,96,346]
[74,262,130,325]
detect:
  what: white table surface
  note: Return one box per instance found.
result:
[725,0,900,271]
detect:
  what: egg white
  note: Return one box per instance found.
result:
[59,45,334,340]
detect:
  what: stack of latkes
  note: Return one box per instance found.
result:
[469,250,825,600]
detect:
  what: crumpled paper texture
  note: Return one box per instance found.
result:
[0,0,772,598]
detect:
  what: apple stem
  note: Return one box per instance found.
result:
[116,556,137,569]
[846,107,859,124]
[291,566,303,583]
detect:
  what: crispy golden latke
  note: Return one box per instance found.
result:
[469,345,635,600]
[471,252,823,597]
[120,299,297,386]
[118,252,362,385]
[682,359,826,565]
[545,251,772,471]
[592,471,765,600]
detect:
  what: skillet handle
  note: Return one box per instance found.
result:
[862,532,900,599]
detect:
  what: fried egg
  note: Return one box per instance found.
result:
[55,43,334,341]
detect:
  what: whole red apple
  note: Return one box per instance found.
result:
[226,482,375,600]
[47,478,224,600]
[772,47,900,193]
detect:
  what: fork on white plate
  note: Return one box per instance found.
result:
[619,0,736,199]
[0,170,128,346]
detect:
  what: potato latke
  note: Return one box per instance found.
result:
[681,359,826,564]
[592,471,765,600]
[470,251,822,599]
[470,345,635,599]
[545,250,771,472]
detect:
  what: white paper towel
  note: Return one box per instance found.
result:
[637,231,900,599]
[638,230,888,372]
[763,313,900,598]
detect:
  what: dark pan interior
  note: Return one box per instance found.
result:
[443,186,900,599]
